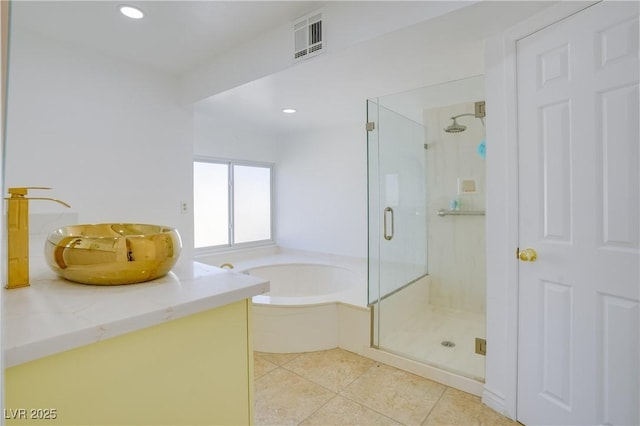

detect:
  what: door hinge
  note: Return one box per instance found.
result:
[366,122,375,131]
[475,337,486,356]
[516,247,520,259]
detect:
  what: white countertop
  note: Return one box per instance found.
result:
[3,261,270,367]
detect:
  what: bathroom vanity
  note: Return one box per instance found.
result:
[3,261,269,425]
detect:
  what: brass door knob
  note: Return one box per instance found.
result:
[518,248,537,262]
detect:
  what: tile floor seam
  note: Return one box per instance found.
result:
[254,363,278,380]
[281,354,302,366]
[255,351,303,367]
[334,363,385,403]
[254,366,336,426]
[335,389,408,426]
[336,353,378,391]
[287,366,343,425]
[278,349,374,393]
[294,392,340,426]
[295,392,406,426]
[334,362,430,426]
[284,358,407,426]
[420,385,448,426]
[254,364,280,383]
[254,350,517,426]
[280,363,343,397]
[338,389,433,426]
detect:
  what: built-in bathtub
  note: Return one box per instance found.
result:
[196,248,483,396]
[195,248,370,354]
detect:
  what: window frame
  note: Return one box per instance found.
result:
[194,156,275,254]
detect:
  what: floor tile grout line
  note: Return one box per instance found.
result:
[345,360,450,426]
[281,352,303,366]
[255,351,303,367]
[338,358,378,392]
[255,349,518,426]
[335,360,378,393]
[253,359,279,380]
[294,392,339,426]
[278,362,341,426]
[420,385,448,426]
[293,371,406,426]
[277,349,377,393]
[253,364,283,384]
[335,389,408,426]
[253,365,336,426]
[333,362,430,426]
[272,354,404,426]
[276,350,454,426]
[279,361,345,395]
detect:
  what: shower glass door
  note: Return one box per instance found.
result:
[367,99,428,349]
[367,75,486,382]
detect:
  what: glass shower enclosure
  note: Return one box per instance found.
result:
[367,75,487,382]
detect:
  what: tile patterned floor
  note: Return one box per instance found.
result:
[254,348,520,426]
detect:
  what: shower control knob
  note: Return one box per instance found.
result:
[518,248,537,262]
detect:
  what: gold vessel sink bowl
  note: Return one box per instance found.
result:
[45,224,182,285]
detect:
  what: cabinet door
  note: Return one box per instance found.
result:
[6,300,254,425]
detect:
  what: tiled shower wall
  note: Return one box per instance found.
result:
[424,102,487,314]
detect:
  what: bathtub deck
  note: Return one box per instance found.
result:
[196,247,368,307]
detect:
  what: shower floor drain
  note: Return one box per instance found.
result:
[441,340,456,348]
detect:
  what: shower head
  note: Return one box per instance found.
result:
[443,102,486,134]
[444,117,467,133]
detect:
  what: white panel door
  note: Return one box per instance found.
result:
[516,2,639,425]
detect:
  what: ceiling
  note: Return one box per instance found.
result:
[193,1,559,135]
[11,1,325,75]
[10,1,560,135]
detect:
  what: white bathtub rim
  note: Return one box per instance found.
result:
[196,248,366,277]
[252,289,362,307]
[242,262,366,307]
[195,249,368,307]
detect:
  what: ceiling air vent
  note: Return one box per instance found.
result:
[293,12,324,62]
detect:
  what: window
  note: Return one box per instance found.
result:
[194,159,273,249]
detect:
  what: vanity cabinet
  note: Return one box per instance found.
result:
[5,299,254,425]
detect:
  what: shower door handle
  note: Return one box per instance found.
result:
[384,207,394,240]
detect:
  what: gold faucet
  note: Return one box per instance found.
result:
[5,187,71,289]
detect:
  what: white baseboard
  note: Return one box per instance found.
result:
[482,386,514,420]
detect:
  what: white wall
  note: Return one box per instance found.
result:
[194,113,368,258]
[178,1,473,104]
[193,112,279,163]
[5,30,195,263]
[276,123,367,258]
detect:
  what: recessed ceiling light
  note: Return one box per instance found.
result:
[282,108,297,114]
[120,5,144,19]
